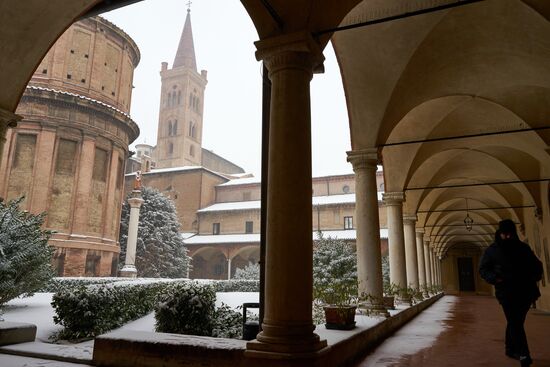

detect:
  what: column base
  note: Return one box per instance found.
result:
[358,301,390,318]
[247,322,327,354]
[246,335,327,355]
[119,265,137,278]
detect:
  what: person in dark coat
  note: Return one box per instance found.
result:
[479,219,543,367]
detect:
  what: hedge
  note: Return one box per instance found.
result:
[50,278,258,340]
[52,280,175,339]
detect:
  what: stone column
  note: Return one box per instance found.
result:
[403,216,419,289]
[383,192,407,300]
[415,229,427,295]
[347,149,388,316]
[430,250,436,286]
[424,239,432,289]
[247,32,327,355]
[0,108,21,166]
[227,258,232,280]
[120,190,144,278]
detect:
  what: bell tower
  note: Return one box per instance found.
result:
[155,7,207,168]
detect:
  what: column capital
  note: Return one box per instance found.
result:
[382,191,405,206]
[255,31,325,76]
[128,190,144,209]
[403,215,417,225]
[346,148,379,172]
[416,228,425,234]
[0,108,22,128]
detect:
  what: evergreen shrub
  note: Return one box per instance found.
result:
[211,303,243,339]
[0,197,54,306]
[154,282,216,336]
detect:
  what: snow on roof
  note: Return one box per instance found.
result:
[198,192,385,213]
[180,232,197,240]
[125,165,228,180]
[218,177,261,187]
[184,228,388,245]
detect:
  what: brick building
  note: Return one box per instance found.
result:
[0,16,140,276]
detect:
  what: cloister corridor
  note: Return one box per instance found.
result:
[356,295,550,367]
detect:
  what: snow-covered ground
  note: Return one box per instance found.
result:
[1,292,259,339]
[1,293,62,342]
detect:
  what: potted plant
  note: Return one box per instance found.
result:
[382,282,399,310]
[313,233,358,330]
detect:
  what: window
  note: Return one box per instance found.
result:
[190,145,195,157]
[54,252,65,277]
[168,143,173,155]
[92,148,108,182]
[344,216,353,230]
[245,221,253,233]
[379,183,385,191]
[85,251,101,277]
[173,120,178,135]
[168,120,172,136]
[343,185,350,193]
[213,223,220,235]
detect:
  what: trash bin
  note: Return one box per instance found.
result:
[242,302,260,341]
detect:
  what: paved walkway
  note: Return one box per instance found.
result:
[356,295,550,367]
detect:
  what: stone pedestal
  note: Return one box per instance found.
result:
[347,149,388,316]
[120,190,144,278]
[246,32,327,355]
[383,192,408,301]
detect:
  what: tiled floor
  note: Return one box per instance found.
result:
[356,295,550,367]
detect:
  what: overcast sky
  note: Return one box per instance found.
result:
[104,0,352,178]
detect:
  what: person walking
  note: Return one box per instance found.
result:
[479,219,543,367]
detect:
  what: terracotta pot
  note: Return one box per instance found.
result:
[323,305,356,330]
[383,296,395,310]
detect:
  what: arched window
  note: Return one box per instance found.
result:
[196,97,200,111]
[178,91,181,105]
[168,120,172,136]
[167,92,171,107]
[173,120,177,135]
[188,121,193,137]
[191,124,196,138]
[168,143,173,155]
[190,145,195,157]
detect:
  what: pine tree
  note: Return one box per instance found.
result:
[233,262,259,280]
[118,186,190,278]
[0,197,54,306]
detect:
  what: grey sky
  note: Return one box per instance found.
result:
[104,0,352,178]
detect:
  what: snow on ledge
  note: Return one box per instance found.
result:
[183,228,388,245]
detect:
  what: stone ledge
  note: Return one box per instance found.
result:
[92,294,445,367]
[0,322,36,346]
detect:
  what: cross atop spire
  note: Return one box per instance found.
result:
[173,6,197,70]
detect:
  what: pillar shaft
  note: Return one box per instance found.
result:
[120,191,143,278]
[249,32,326,354]
[347,149,387,314]
[227,258,232,280]
[403,216,419,289]
[430,249,437,285]
[383,192,407,294]
[424,241,432,288]
[415,230,427,290]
